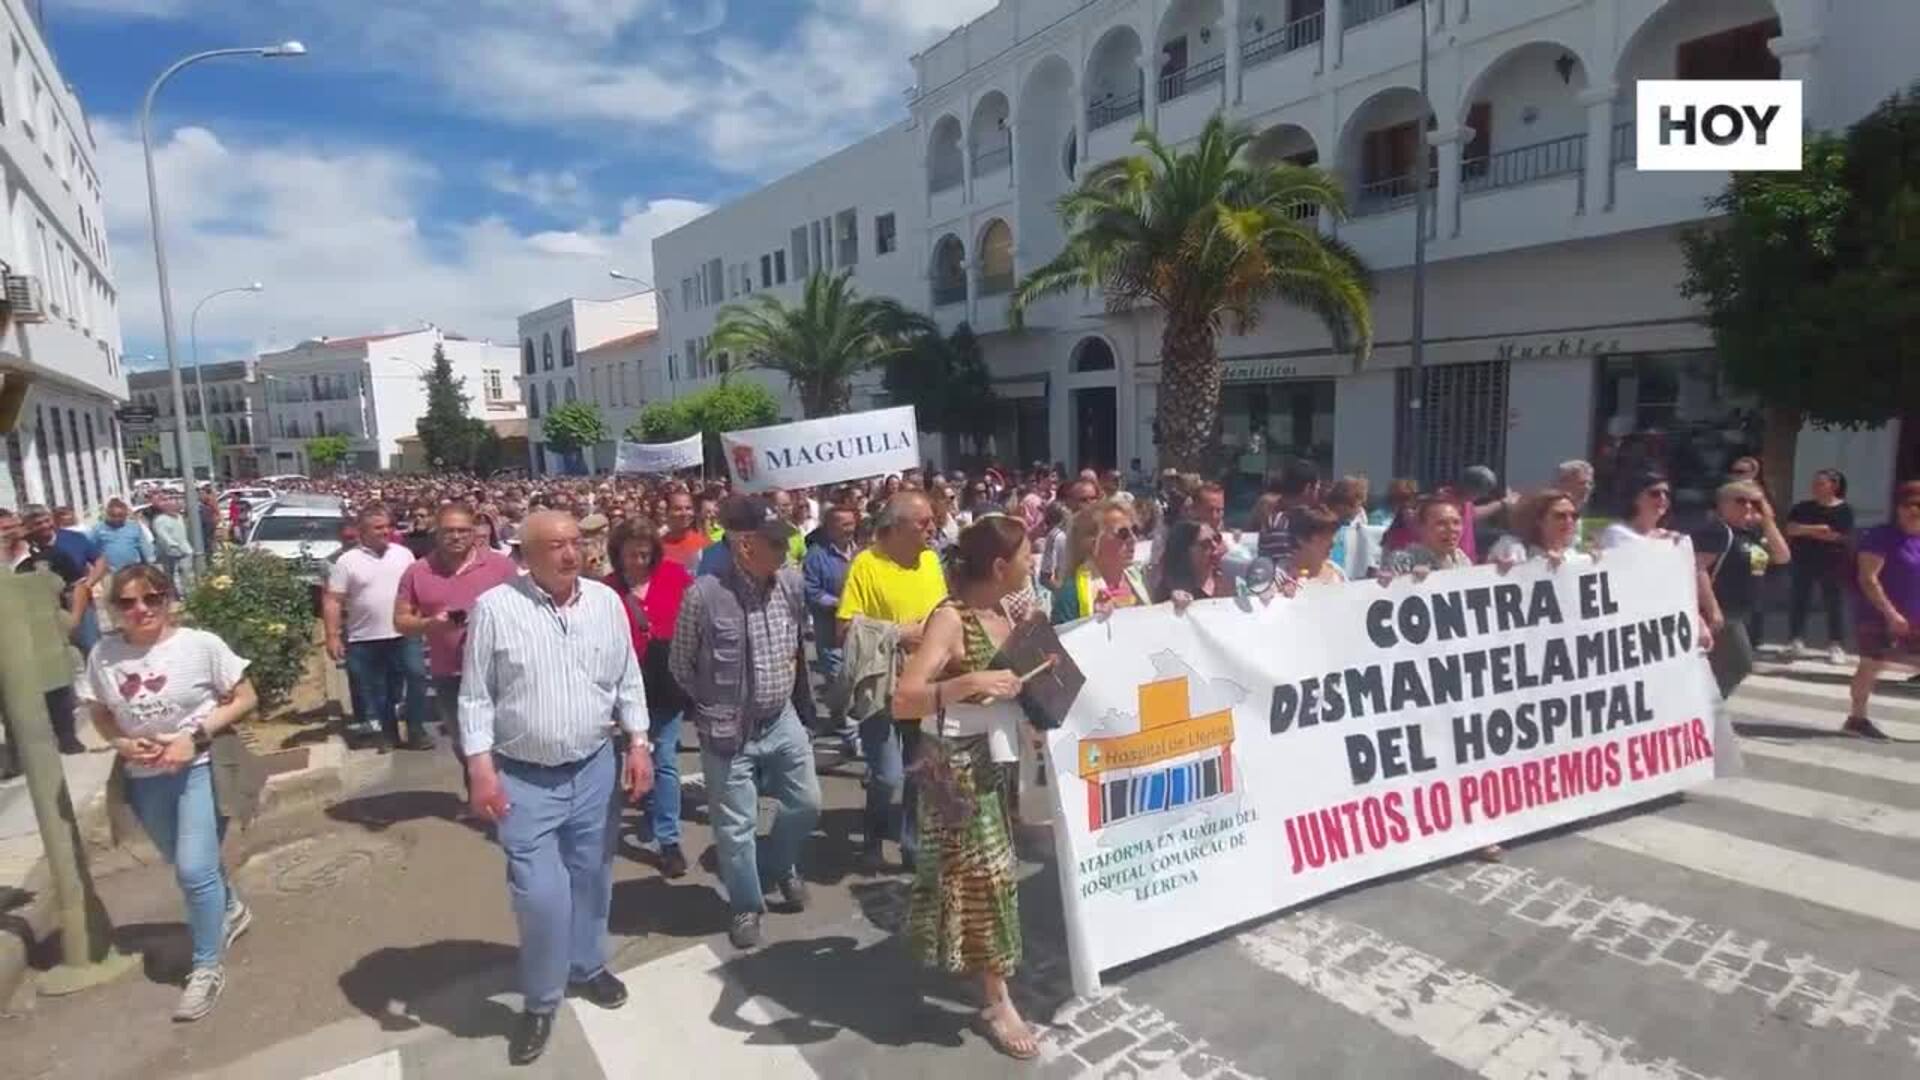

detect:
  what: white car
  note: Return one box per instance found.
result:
[245,493,347,583]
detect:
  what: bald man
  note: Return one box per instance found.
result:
[458,510,655,1065]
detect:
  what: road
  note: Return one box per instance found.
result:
[3,661,1917,1080]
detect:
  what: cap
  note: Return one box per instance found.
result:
[579,513,609,533]
[717,494,797,544]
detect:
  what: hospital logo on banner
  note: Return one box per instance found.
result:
[1077,674,1239,831]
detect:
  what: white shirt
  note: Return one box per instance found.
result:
[327,543,415,643]
[79,628,249,778]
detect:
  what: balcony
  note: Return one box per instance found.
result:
[931,280,968,308]
[1343,0,1417,32]
[1157,54,1225,104]
[1242,10,1324,69]
[1088,92,1143,133]
[1353,170,1436,216]
[979,269,1015,297]
[1460,133,1587,198]
[972,141,1012,177]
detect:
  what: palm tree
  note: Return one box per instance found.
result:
[1012,115,1373,473]
[711,270,934,418]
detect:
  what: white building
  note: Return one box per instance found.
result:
[126,360,263,481]
[579,328,662,471]
[652,0,1917,521]
[516,290,659,474]
[258,328,521,475]
[0,0,127,517]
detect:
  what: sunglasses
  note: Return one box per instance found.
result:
[114,592,167,612]
[1105,526,1135,542]
[1645,487,1672,499]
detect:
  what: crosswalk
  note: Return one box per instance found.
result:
[274,666,1920,1080]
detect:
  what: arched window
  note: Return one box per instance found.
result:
[1072,337,1117,372]
[930,234,967,306]
[238,418,252,443]
[528,384,541,419]
[314,411,326,436]
[561,329,575,367]
[523,338,536,375]
[545,382,558,413]
[542,333,554,371]
[978,220,1015,295]
[564,378,577,404]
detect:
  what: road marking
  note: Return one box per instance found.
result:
[1743,672,1920,703]
[1701,777,1920,840]
[1421,862,1919,1054]
[1736,738,1920,785]
[305,1050,403,1080]
[1726,694,1920,740]
[1237,912,1716,1078]
[1578,817,1920,932]
[572,944,820,1078]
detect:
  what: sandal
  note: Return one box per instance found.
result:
[976,1004,1040,1061]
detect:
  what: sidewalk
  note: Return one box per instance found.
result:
[0,745,117,1007]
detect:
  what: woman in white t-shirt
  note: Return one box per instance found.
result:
[1487,490,1595,571]
[78,564,257,1023]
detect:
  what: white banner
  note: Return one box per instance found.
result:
[1044,542,1721,992]
[613,434,703,474]
[720,406,919,493]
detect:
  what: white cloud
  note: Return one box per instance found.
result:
[97,120,709,355]
[482,163,593,215]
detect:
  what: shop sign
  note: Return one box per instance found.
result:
[1494,335,1622,362]
[1219,355,1348,383]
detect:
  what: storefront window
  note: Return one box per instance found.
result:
[1592,351,1759,523]
[1220,379,1335,515]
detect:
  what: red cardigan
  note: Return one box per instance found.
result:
[604,558,692,658]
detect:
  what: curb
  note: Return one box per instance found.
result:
[0,736,347,1009]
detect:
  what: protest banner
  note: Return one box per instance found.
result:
[720,406,918,493]
[1042,542,1721,995]
[613,434,703,475]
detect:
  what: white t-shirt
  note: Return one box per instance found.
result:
[78,628,250,778]
[327,543,415,642]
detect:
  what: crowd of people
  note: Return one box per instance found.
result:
[4,450,1916,1065]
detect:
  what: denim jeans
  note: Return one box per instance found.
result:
[859,712,919,865]
[344,637,431,743]
[646,710,683,848]
[699,706,820,914]
[496,740,618,1014]
[124,762,229,971]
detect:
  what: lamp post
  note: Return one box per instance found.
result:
[190,282,264,491]
[1408,0,1431,488]
[142,41,306,570]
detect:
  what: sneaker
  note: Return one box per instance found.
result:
[776,871,811,912]
[1828,643,1847,666]
[659,844,689,880]
[223,898,253,951]
[1843,716,1890,742]
[728,912,763,950]
[173,966,225,1022]
[1783,639,1805,662]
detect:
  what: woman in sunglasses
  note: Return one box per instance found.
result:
[1487,490,1594,571]
[77,565,262,1022]
[1597,471,1716,653]
[1154,520,1229,609]
[1693,480,1791,697]
[1050,500,1149,624]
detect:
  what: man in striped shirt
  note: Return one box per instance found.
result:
[458,510,653,1067]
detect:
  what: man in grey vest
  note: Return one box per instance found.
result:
[670,494,820,949]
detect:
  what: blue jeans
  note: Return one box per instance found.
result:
[124,763,229,971]
[859,713,919,865]
[344,637,431,743]
[646,711,683,848]
[699,706,820,914]
[496,741,619,1014]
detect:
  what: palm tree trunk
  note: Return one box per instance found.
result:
[1159,315,1222,474]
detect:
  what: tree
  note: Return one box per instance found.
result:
[414,342,489,469]
[1680,83,1920,495]
[884,323,1000,449]
[1013,115,1372,472]
[633,380,781,472]
[711,270,933,417]
[541,401,607,473]
[306,434,351,474]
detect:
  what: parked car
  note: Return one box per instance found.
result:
[245,493,347,584]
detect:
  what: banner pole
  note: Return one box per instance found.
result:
[1045,732,1103,1001]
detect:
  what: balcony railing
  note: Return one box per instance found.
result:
[1158,53,1225,104]
[1611,121,1637,164]
[1088,91,1143,131]
[972,140,1012,177]
[1344,0,1419,31]
[1353,170,1437,216]
[932,280,968,307]
[979,270,1015,296]
[1284,202,1322,223]
[1243,11,1324,68]
[1460,133,1586,195]
[929,167,963,195]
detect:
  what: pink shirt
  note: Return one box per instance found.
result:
[395,548,519,678]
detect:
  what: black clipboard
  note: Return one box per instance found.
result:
[988,617,1085,730]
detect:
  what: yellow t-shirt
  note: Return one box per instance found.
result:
[837,547,949,626]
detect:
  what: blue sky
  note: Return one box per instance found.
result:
[48,0,994,366]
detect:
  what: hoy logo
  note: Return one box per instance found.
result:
[1636,80,1802,171]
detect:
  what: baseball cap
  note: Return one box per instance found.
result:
[717,494,797,544]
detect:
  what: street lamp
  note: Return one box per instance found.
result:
[608,269,653,289]
[142,41,306,568]
[191,282,264,484]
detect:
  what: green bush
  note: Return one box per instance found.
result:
[182,548,316,713]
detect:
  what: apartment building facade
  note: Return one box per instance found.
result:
[517,289,660,474]
[126,359,263,481]
[653,0,1917,519]
[0,0,127,517]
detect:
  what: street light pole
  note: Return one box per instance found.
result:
[1408,0,1432,489]
[190,282,264,491]
[141,41,305,571]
